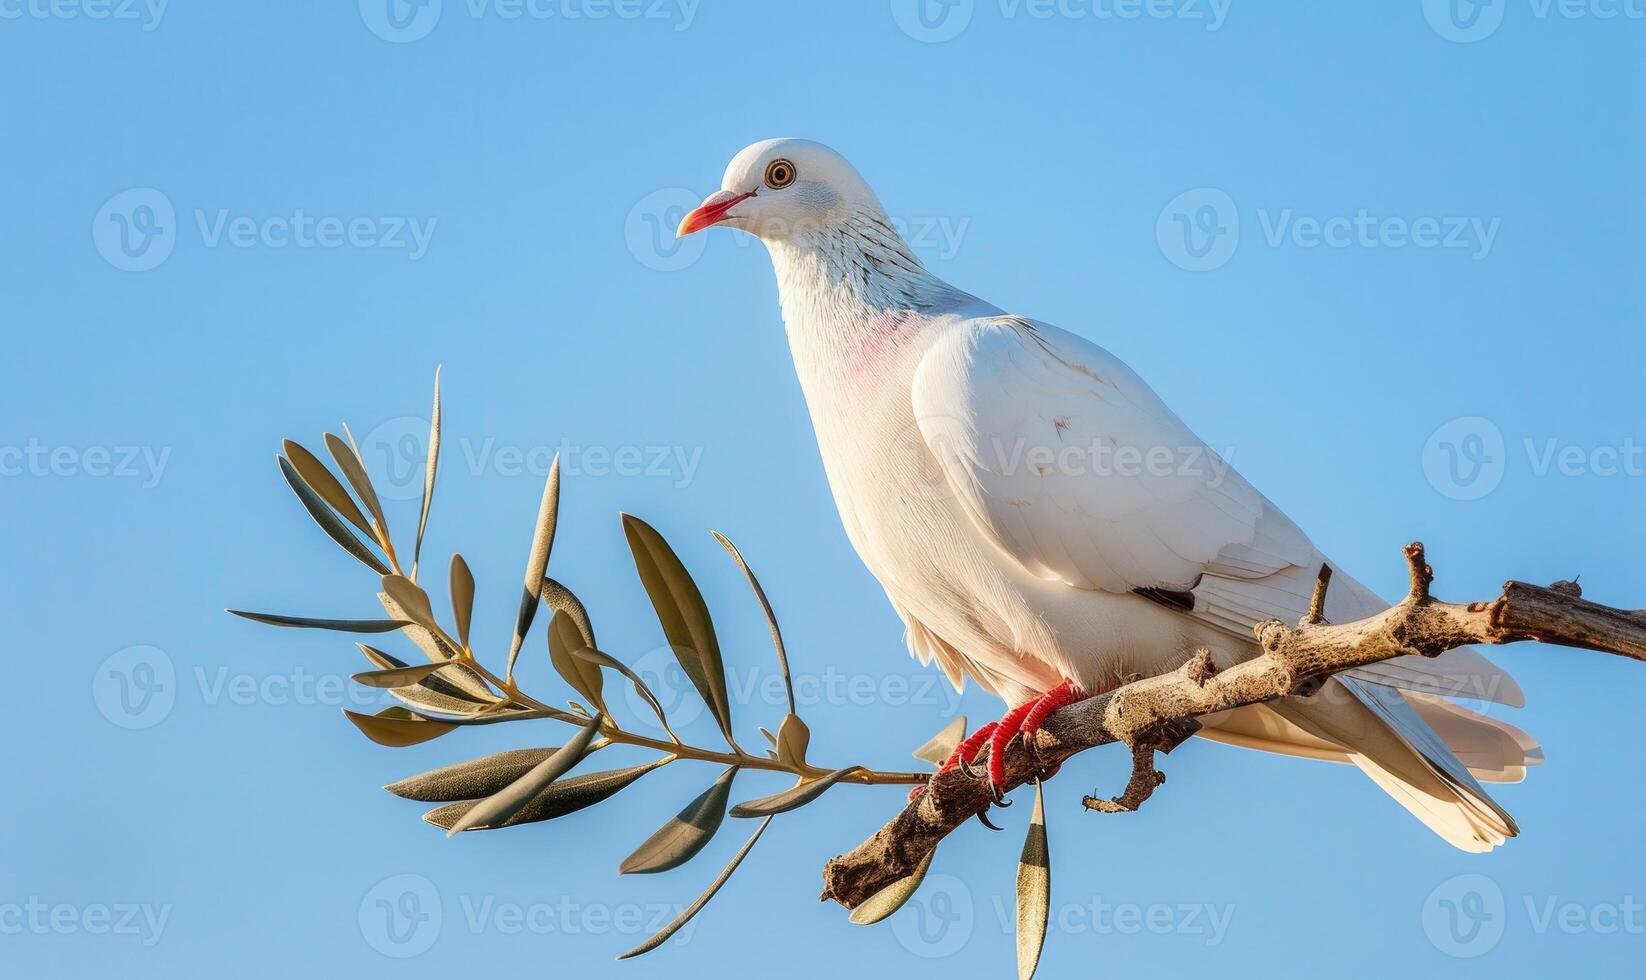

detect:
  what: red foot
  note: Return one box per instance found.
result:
[908,679,1095,802]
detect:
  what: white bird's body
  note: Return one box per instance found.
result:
[680,138,1540,851]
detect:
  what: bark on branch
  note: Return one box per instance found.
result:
[821,543,1646,910]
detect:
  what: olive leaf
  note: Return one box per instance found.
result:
[775,713,810,770]
[505,455,561,679]
[728,766,862,818]
[712,531,794,714]
[352,662,446,689]
[1016,780,1051,980]
[548,611,606,714]
[412,366,441,578]
[617,816,772,960]
[541,578,595,648]
[385,747,556,802]
[620,766,738,875]
[228,610,408,633]
[344,706,457,747]
[357,644,495,715]
[449,553,475,650]
[425,759,667,831]
[382,574,440,634]
[282,439,373,538]
[443,712,600,837]
[324,431,389,544]
[622,515,733,744]
[913,715,969,767]
[376,590,495,702]
[848,849,935,926]
[567,647,677,742]
[277,455,388,574]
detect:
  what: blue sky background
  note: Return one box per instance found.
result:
[3,1,1643,976]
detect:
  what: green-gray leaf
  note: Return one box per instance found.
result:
[849,849,935,926]
[324,431,388,540]
[1016,780,1050,980]
[449,553,475,650]
[352,662,446,689]
[443,713,600,836]
[382,574,440,634]
[413,366,441,576]
[425,758,666,831]
[357,644,495,714]
[506,455,560,679]
[913,715,969,768]
[344,707,456,747]
[774,713,810,769]
[617,816,772,960]
[277,455,388,574]
[711,531,794,714]
[619,766,737,875]
[548,611,606,714]
[385,747,557,802]
[282,439,374,537]
[622,514,732,743]
[728,766,861,818]
[568,647,676,742]
[228,610,408,632]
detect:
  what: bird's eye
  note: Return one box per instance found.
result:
[763,159,796,189]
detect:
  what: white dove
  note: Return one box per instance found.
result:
[677,138,1539,851]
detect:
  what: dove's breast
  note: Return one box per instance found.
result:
[789,319,1212,705]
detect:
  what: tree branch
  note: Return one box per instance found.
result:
[821,542,1646,909]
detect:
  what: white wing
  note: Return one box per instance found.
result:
[910,314,1312,596]
[910,316,1534,851]
[908,314,1518,703]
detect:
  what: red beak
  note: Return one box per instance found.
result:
[676,189,756,237]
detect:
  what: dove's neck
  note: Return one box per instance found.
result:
[765,212,976,387]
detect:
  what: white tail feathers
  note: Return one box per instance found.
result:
[1200,669,1539,853]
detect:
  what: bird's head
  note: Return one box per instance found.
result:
[676,138,888,243]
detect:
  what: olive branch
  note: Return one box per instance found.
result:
[234,371,1646,977]
[229,371,943,961]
